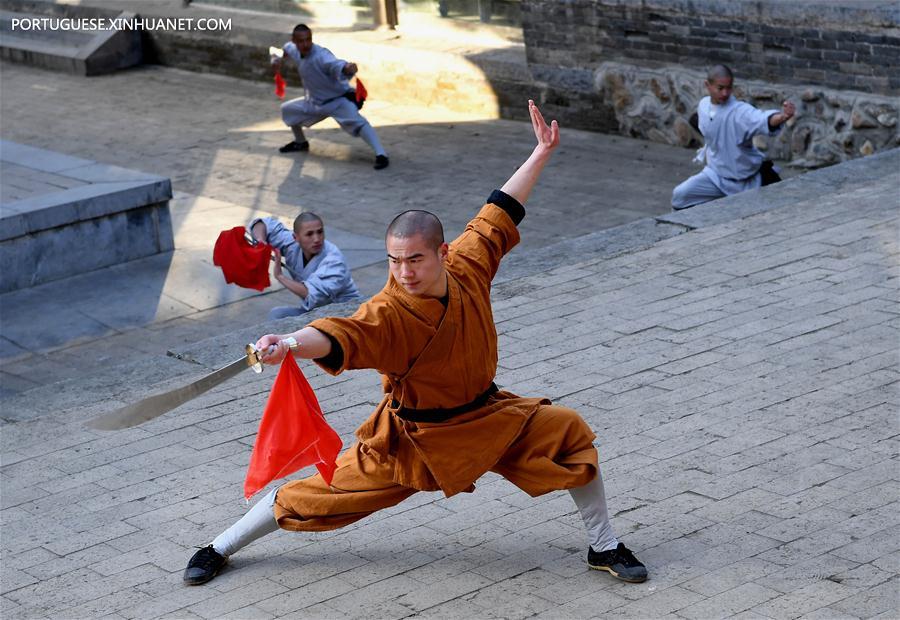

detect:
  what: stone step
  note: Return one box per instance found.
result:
[0,141,174,292]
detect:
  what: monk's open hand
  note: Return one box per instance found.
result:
[529,99,559,154]
[256,334,289,365]
[272,248,283,278]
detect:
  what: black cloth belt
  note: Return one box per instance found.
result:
[392,382,499,423]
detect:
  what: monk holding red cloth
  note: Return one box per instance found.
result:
[212,227,272,291]
[184,101,648,586]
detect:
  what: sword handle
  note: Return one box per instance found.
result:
[246,338,299,373]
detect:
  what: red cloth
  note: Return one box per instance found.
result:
[212,227,272,291]
[244,355,343,499]
[355,77,367,104]
[274,73,286,99]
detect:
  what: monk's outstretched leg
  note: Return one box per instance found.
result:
[184,487,280,585]
[184,443,415,585]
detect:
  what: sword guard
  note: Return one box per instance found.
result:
[245,343,264,373]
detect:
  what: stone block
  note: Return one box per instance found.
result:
[0,5,142,76]
[0,141,173,292]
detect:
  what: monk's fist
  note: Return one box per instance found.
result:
[256,334,287,365]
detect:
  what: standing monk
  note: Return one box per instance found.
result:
[184,101,648,586]
[671,64,795,210]
[274,23,390,170]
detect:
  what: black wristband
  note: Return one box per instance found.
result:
[487,189,525,225]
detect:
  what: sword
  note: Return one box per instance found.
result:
[87,338,298,430]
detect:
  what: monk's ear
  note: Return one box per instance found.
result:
[438,242,449,261]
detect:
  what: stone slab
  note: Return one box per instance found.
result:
[497,217,686,284]
[0,4,142,76]
[0,140,174,291]
[0,140,89,174]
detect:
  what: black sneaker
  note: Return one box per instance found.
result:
[183,545,227,585]
[374,154,390,170]
[279,140,309,153]
[587,543,648,583]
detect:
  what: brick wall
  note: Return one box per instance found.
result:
[522,0,900,95]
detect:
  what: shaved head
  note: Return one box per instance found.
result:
[707,64,734,82]
[293,211,323,233]
[386,210,444,250]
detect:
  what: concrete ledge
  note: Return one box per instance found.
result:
[0,141,172,239]
[0,140,174,292]
[496,218,684,285]
[0,2,142,75]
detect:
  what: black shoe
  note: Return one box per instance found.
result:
[183,545,227,585]
[279,140,309,153]
[374,154,389,170]
[587,543,648,583]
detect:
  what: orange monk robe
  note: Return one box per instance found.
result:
[274,200,598,532]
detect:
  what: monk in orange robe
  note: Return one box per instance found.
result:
[184,101,648,587]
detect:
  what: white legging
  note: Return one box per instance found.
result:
[569,471,619,552]
[212,488,280,557]
[211,473,618,556]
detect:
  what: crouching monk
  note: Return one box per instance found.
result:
[671,64,795,210]
[184,101,648,586]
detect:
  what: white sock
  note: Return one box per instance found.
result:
[359,123,386,156]
[569,472,619,553]
[211,487,280,557]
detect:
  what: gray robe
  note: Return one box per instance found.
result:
[698,94,780,194]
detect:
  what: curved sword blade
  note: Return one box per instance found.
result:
[88,356,251,430]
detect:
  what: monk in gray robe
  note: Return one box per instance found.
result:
[250,212,360,319]
[672,64,795,210]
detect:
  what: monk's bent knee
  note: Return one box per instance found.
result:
[492,404,598,496]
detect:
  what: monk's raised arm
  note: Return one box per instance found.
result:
[499,100,559,208]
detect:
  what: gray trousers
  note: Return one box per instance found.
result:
[268,306,308,320]
[671,171,726,210]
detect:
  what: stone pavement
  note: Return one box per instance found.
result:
[0,61,710,394]
[1,146,897,618]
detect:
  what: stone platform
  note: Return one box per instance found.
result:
[0,0,142,75]
[0,140,173,292]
